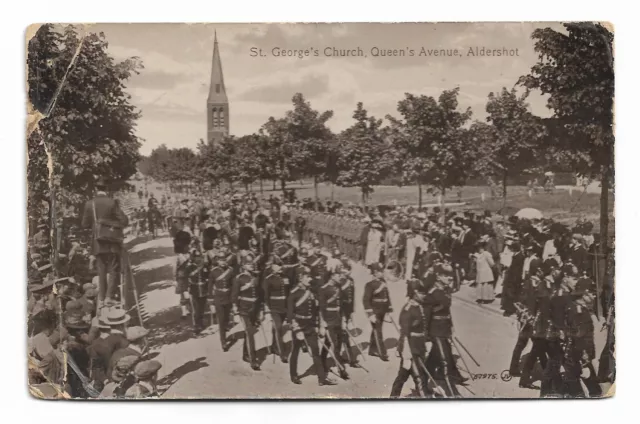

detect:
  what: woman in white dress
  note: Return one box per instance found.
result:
[475,241,496,303]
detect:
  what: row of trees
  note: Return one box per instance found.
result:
[27,24,143,230]
[141,23,613,245]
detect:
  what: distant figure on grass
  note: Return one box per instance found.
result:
[82,177,128,310]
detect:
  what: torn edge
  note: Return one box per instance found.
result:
[25,23,89,400]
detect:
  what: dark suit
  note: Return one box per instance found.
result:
[82,193,128,301]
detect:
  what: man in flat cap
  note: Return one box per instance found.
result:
[124,360,162,398]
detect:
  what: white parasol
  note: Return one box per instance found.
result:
[544,171,554,176]
[515,207,543,220]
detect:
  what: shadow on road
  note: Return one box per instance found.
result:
[157,356,209,395]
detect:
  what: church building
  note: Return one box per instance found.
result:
[207,31,229,143]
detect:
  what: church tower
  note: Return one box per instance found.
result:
[207,31,229,143]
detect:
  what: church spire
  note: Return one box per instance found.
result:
[208,31,227,103]
[207,30,230,143]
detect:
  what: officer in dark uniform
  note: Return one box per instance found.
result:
[231,262,260,371]
[390,278,433,398]
[338,261,359,367]
[319,270,350,381]
[423,264,462,397]
[210,251,235,351]
[189,250,211,334]
[540,261,569,398]
[288,266,336,386]
[263,263,289,363]
[518,268,549,389]
[564,279,602,397]
[363,263,392,361]
[306,246,327,294]
[273,239,298,294]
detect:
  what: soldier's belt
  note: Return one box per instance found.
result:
[295,314,312,319]
[410,332,426,337]
[433,315,451,320]
[215,288,230,292]
[325,307,339,311]
[239,296,256,302]
[270,295,286,300]
[373,298,389,303]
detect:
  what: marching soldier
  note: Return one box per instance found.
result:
[231,261,261,371]
[287,266,336,386]
[564,279,602,397]
[319,268,350,381]
[363,263,392,362]
[390,278,433,398]
[174,238,193,318]
[306,244,327,294]
[423,264,462,397]
[210,250,235,351]
[263,263,289,363]
[338,261,360,367]
[189,249,210,334]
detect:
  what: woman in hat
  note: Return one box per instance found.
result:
[474,239,496,303]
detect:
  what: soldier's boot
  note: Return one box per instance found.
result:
[339,368,350,381]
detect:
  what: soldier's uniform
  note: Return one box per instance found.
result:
[231,268,261,370]
[423,278,461,397]
[175,251,192,317]
[339,266,359,366]
[273,240,298,291]
[210,258,235,351]
[189,254,210,334]
[306,251,327,294]
[363,264,392,361]
[287,271,334,386]
[390,279,432,398]
[263,266,290,362]
[540,273,570,398]
[509,273,537,379]
[564,290,602,397]
[519,271,551,387]
[319,273,349,380]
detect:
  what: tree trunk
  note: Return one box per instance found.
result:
[259,179,264,195]
[245,183,249,192]
[330,182,335,201]
[272,180,276,191]
[597,171,610,317]
[280,178,286,197]
[313,176,319,211]
[441,187,447,223]
[418,183,423,209]
[502,170,508,209]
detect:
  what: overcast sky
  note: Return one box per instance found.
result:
[88,23,563,155]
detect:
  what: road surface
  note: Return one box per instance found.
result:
[121,227,609,399]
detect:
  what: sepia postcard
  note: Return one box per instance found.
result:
[26,22,614,400]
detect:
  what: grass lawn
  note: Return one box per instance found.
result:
[246,180,613,232]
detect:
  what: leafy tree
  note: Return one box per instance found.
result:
[519,22,614,261]
[285,93,334,206]
[337,103,394,204]
[261,117,303,194]
[388,89,473,210]
[474,88,546,206]
[27,24,143,226]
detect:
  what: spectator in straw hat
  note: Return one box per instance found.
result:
[87,311,128,387]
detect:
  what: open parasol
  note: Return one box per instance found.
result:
[515,207,543,220]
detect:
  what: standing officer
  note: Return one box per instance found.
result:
[390,278,433,398]
[263,263,289,363]
[288,266,336,386]
[231,262,260,371]
[189,250,210,334]
[363,263,392,362]
[306,245,327,294]
[319,269,350,381]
